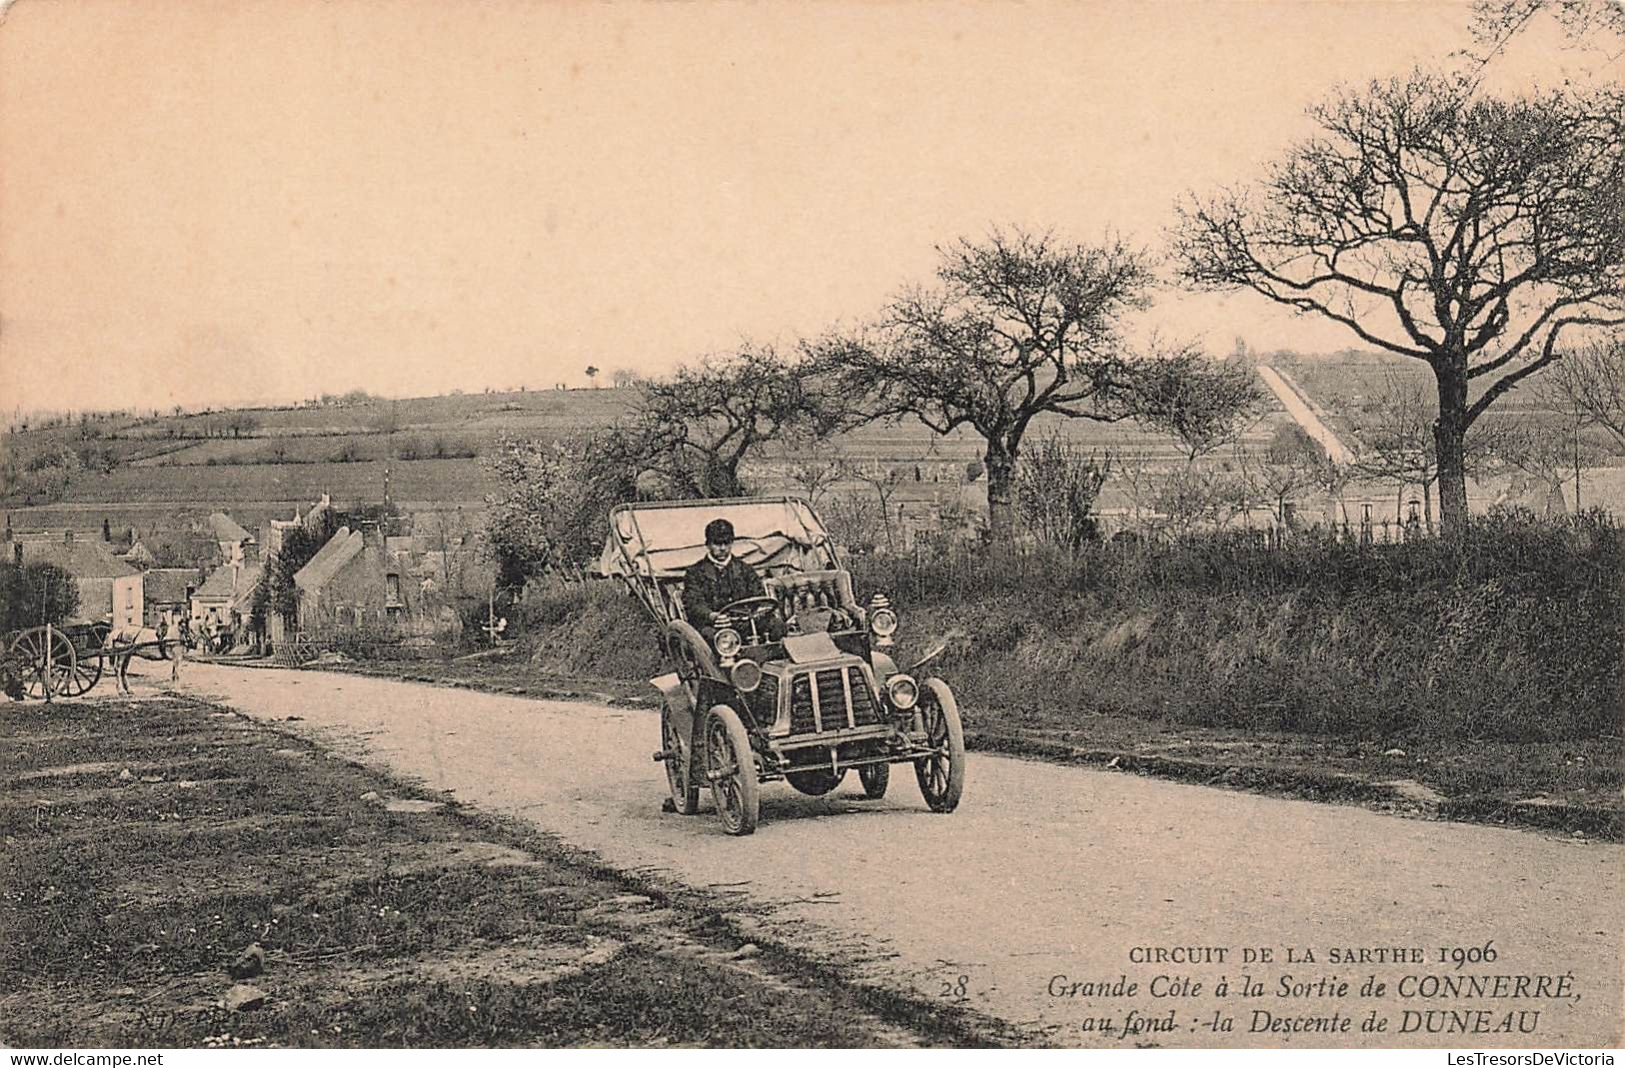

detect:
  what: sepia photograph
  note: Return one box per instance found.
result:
[0,0,1621,1053]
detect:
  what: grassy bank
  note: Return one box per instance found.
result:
[854,510,1622,744]
[0,696,997,1047]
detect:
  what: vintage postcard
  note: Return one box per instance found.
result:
[1,0,1620,1053]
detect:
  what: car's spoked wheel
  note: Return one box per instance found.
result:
[913,678,965,813]
[858,762,890,799]
[705,705,759,836]
[661,700,699,815]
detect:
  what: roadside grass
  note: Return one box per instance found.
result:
[0,696,995,1048]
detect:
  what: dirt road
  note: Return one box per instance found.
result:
[145,660,1621,1048]
[1258,364,1358,466]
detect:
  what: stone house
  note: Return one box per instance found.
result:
[6,530,144,629]
[142,567,200,627]
[192,560,264,642]
[206,512,255,566]
[292,525,414,632]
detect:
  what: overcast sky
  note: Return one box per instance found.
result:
[0,0,1589,416]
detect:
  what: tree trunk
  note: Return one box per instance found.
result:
[985,442,1017,544]
[1432,361,1470,536]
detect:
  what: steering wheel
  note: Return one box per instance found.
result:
[716,596,783,642]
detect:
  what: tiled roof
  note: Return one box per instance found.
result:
[144,567,200,604]
[208,513,253,544]
[13,537,139,580]
[195,562,264,608]
[294,527,364,593]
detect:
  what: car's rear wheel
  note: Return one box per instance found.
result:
[913,678,965,813]
[858,762,890,799]
[786,769,845,796]
[661,700,699,815]
[706,705,759,836]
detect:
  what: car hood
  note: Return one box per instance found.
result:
[779,632,843,664]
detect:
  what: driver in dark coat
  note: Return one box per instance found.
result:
[682,518,767,634]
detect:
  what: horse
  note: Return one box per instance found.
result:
[103,625,180,695]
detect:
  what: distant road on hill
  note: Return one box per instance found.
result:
[1257,364,1358,466]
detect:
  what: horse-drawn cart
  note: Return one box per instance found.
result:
[4,622,173,701]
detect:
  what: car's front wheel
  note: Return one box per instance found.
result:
[786,769,844,796]
[706,705,760,836]
[858,762,890,799]
[914,679,965,813]
[661,699,699,815]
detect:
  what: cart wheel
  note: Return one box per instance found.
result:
[661,699,700,815]
[913,678,965,813]
[705,705,759,836]
[10,627,76,702]
[786,768,845,796]
[59,653,102,698]
[858,762,890,799]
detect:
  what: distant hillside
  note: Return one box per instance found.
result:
[2,374,1296,536]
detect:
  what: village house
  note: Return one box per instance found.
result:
[264,494,332,558]
[142,567,200,627]
[191,559,264,644]
[5,529,144,629]
[263,493,332,647]
[206,512,255,566]
[293,524,414,632]
[121,540,157,569]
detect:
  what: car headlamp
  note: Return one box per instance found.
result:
[886,673,919,710]
[869,607,898,639]
[713,627,743,661]
[729,658,762,693]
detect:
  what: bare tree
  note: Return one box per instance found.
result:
[1497,413,1606,512]
[1542,334,1625,452]
[1135,352,1268,462]
[1470,0,1625,63]
[610,368,641,389]
[1174,71,1625,533]
[1240,424,1328,526]
[818,227,1218,543]
[1350,368,1508,524]
[621,343,840,498]
[849,463,908,551]
[1499,360,1613,509]
[766,427,848,507]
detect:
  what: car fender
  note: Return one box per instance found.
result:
[665,619,723,681]
[650,672,691,715]
[869,649,901,679]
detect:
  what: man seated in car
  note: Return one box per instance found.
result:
[682,518,769,641]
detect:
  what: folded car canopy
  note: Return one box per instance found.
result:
[599,497,836,579]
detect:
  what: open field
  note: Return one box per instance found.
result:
[10,354,1625,537]
[0,694,992,1048]
[4,381,1295,535]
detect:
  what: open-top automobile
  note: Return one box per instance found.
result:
[599,496,965,835]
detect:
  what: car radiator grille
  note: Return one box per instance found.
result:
[748,675,779,731]
[788,667,882,735]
